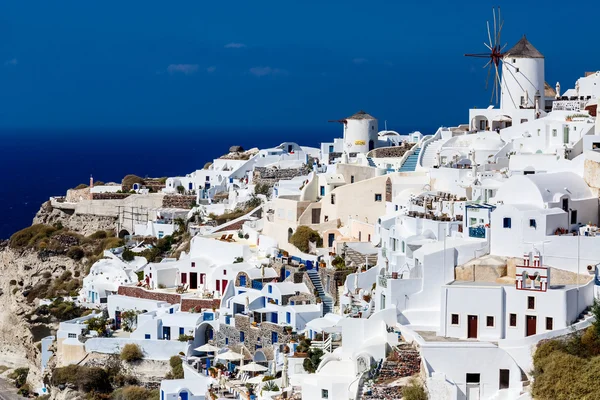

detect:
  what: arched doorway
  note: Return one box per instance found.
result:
[118,229,130,239]
[288,228,293,242]
[369,140,375,151]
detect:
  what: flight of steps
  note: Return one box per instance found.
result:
[399,148,421,172]
[575,306,593,323]
[420,138,445,168]
[366,157,377,168]
[307,269,333,314]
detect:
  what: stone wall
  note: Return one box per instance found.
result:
[66,187,91,203]
[91,193,132,200]
[367,143,411,159]
[232,314,291,357]
[162,195,197,209]
[253,166,311,186]
[117,286,220,310]
[319,268,353,305]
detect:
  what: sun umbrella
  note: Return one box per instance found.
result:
[238,362,268,372]
[194,343,220,353]
[216,350,244,361]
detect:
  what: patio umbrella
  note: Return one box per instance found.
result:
[194,343,221,353]
[216,350,244,361]
[238,362,268,372]
[281,355,289,388]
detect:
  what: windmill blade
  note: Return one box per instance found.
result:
[493,7,497,48]
[487,21,493,49]
[484,42,492,51]
[496,20,504,49]
[495,63,501,104]
[485,64,492,90]
[483,60,492,69]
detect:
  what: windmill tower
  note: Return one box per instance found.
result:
[501,36,545,111]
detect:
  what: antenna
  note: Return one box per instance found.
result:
[385,120,388,131]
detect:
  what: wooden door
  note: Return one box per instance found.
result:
[467,315,478,339]
[526,315,537,336]
[189,272,198,289]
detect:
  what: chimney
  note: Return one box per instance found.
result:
[90,175,94,188]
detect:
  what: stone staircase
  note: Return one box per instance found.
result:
[366,157,377,168]
[420,138,446,168]
[399,148,421,172]
[307,269,333,314]
[576,306,593,323]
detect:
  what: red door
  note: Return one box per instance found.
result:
[526,316,537,336]
[189,272,198,289]
[216,280,220,292]
[468,315,478,339]
[222,280,228,293]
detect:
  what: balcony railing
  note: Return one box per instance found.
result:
[552,100,587,112]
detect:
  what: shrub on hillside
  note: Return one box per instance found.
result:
[302,348,323,374]
[67,246,85,260]
[51,365,111,393]
[120,344,143,362]
[165,356,184,379]
[289,226,322,253]
[402,379,427,400]
[112,386,159,400]
[9,224,56,249]
[74,184,89,189]
[90,230,109,240]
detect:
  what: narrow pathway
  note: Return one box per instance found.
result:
[0,378,20,400]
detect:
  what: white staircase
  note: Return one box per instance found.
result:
[420,138,445,168]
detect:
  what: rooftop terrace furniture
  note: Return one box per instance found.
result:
[217,234,227,241]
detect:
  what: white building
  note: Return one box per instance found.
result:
[79,253,141,305]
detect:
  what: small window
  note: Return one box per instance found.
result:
[546,317,553,330]
[331,194,335,205]
[321,389,329,399]
[509,313,517,327]
[486,316,494,327]
[179,327,184,335]
[515,67,519,73]
[223,270,227,275]
[191,262,195,268]
[552,129,557,137]
[466,373,481,383]
[68,333,77,339]
[145,334,151,339]
[268,285,272,294]
[503,217,511,228]
[375,194,382,202]
[225,337,229,345]
[529,219,536,229]
[351,176,355,184]
[571,209,577,225]
[451,314,459,325]
[240,332,245,342]
[527,296,535,310]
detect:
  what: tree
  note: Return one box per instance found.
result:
[176,185,185,194]
[290,226,323,253]
[121,310,140,332]
[121,248,135,262]
[302,348,324,373]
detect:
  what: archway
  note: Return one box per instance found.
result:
[369,140,375,151]
[287,228,293,242]
[118,229,130,239]
[254,350,267,363]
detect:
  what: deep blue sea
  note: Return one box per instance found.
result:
[0,126,431,239]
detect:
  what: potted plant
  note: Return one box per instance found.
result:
[284,326,293,334]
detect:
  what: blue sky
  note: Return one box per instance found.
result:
[0,0,597,131]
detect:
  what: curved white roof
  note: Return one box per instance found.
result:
[494,171,593,207]
[443,132,505,151]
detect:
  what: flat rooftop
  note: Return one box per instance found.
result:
[447,280,579,290]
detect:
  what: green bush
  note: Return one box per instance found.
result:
[112,386,159,400]
[103,237,125,251]
[289,226,322,253]
[9,224,56,249]
[262,380,279,392]
[90,230,109,240]
[9,367,29,387]
[67,246,85,260]
[120,344,143,362]
[165,356,184,379]
[254,183,271,195]
[121,248,135,262]
[51,365,111,393]
[402,379,427,400]
[122,175,143,191]
[302,348,323,373]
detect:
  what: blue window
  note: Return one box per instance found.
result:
[286,312,291,324]
[320,186,325,196]
[271,331,278,344]
[179,327,184,335]
[170,308,174,314]
[145,334,151,339]
[375,194,382,202]
[225,315,231,324]
[225,338,229,345]
[188,182,193,190]
[290,301,295,305]
[329,145,334,152]
[240,332,245,342]
[208,329,214,340]
[395,205,399,211]
[503,217,511,228]
[268,285,272,294]
[239,275,246,287]
[161,390,164,400]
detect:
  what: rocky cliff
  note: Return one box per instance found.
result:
[33,201,117,237]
